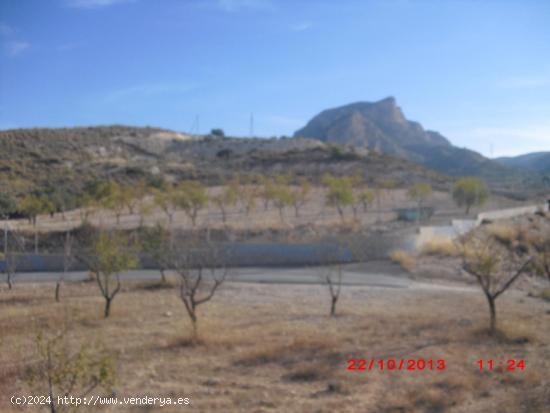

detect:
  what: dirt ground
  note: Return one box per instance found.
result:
[1,275,549,413]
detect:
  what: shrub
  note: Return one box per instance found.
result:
[421,237,460,257]
[211,128,225,137]
[26,329,116,413]
[390,250,416,272]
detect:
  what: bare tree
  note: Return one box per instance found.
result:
[459,231,532,333]
[316,242,348,317]
[322,263,343,317]
[170,238,228,342]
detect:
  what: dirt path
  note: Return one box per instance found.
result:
[2,261,478,293]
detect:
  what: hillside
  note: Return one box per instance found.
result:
[496,151,550,174]
[293,97,535,185]
[0,125,451,201]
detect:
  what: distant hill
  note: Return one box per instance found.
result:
[496,152,550,174]
[0,125,450,200]
[293,97,531,184]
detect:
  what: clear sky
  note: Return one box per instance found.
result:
[1,0,549,157]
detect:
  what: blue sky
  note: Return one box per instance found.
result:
[1,0,549,157]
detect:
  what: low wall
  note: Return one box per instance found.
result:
[476,204,546,224]
[0,231,412,272]
[415,203,547,249]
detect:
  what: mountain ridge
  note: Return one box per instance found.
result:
[293,97,531,183]
[496,152,550,174]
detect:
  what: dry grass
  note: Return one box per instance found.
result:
[390,250,417,272]
[0,279,549,413]
[486,224,520,245]
[420,237,460,257]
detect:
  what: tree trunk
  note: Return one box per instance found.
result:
[7,272,12,290]
[55,281,61,302]
[487,295,496,333]
[330,296,337,317]
[34,230,38,254]
[104,297,112,318]
[191,314,198,342]
[466,204,471,215]
[160,268,167,283]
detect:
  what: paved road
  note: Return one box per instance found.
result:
[1,261,414,289]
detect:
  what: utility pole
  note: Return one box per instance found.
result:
[190,115,200,136]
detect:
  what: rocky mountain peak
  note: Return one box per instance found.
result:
[293,98,521,180]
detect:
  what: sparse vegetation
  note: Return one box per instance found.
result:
[26,326,115,413]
